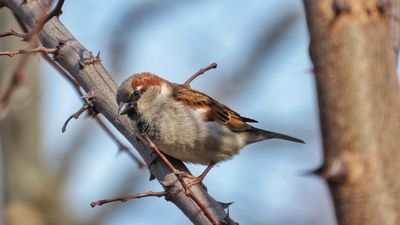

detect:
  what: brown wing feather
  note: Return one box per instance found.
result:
[171,83,254,132]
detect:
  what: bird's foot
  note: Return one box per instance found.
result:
[172,170,207,190]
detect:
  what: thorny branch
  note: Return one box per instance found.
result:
[42,42,146,169]
[6,3,146,170]
[184,62,217,87]
[5,0,237,224]
[90,191,166,207]
[60,89,146,169]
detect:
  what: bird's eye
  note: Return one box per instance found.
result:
[134,89,142,96]
[131,89,142,101]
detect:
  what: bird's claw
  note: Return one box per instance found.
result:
[172,170,207,190]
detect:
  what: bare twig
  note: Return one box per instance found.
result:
[0,47,56,57]
[183,63,217,87]
[94,115,146,170]
[61,104,91,133]
[90,191,166,207]
[0,28,25,38]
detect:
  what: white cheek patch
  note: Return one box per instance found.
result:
[160,84,171,96]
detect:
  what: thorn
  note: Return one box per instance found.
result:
[96,51,101,60]
[79,50,101,66]
[81,90,96,100]
[220,205,236,225]
[376,0,389,14]
[313,157,347,182]
[333,0,351,15]
[148,152,158,169]
[149,173,156,181]
[217,201,234,210]
[78,59,85,69]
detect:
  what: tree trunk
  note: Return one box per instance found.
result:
[303,1,400,225]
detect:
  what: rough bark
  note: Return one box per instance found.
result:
[3,0,235,224]
[386,0,400,60]
[304,1,400,225]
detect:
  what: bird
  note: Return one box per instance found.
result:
[116,72,304,185]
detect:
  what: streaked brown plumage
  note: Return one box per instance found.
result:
[116,72,304,166]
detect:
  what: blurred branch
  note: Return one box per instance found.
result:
[0,29,25,38]
[0,47,56,56]
[216,9,301,98]
[0,55,28,114]
[94,115,146,169]
[304,1,400,225]
[108,0,190,74]
[0,0,54,116]
[0,5,57,225]
[6,0,236,224]
[22,0,64,41]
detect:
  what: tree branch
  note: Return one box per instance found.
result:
[0,28,25,38]
[0,46,56,57]
[183,62,217,87]
[304,1,400,225]
[5,0,236,224]
[90,191,166,207]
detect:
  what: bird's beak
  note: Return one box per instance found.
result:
[118,102,134,115]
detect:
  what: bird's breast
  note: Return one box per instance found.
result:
[135,101,246,164]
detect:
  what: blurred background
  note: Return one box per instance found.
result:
[0,0,342,224]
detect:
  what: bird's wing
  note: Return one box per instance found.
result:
[171,83,257,132]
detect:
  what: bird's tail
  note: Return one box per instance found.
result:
[247,127,305,144]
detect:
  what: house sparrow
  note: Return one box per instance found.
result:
[117,72,304,183]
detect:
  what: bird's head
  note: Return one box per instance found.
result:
[116,72,167,116]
